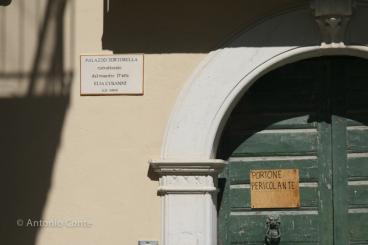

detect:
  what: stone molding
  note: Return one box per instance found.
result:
[150,160,226,194]
[161,7,368,161]
[311,0,353,45]
[150,159,225,175]
[150,160,225,245]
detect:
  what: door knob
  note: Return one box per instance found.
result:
[265,215,281,245]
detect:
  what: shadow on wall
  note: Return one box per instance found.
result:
[102,0,309,53]
[0,0,73,244]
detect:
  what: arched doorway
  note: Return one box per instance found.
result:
[218,56,368,244]
[151,3,368,245]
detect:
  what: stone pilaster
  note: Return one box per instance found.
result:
[150,160,226,245]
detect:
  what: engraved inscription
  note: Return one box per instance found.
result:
[80,54,143,95]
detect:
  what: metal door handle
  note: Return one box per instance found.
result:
[265,215,281,245]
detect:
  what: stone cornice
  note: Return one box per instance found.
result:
[149,159,226,175]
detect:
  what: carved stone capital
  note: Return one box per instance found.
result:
[157,175,217,194]
[149,159,226,194]
[311,0,354,45]
[315,16,350,45]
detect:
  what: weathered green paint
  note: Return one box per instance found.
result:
[347,155,368,177]
[228,130,318,157]
[218,57,368,245]
[330,59,349,245]
[229,215,319,242]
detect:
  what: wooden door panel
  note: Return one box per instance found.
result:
[218,57,368,245]
[347,126,368,152]
[335,57,368,244]
[229,214,319,243]
[347,154,368,178]
[348,213,368,241]
[227,129,318,157]
[226,114,316,131]
[218,57,330,245]
[348,185,368,205]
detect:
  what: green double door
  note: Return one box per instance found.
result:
[218,57,368,245]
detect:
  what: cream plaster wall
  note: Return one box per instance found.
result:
[38,52,205,244]
[37,1,205,244]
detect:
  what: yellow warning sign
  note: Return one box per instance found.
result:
[250,169,300,208]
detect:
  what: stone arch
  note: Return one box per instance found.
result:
[162,6,368,160]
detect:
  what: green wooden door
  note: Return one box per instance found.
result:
[218,56,368,245]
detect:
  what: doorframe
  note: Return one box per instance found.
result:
[150,4,368,245]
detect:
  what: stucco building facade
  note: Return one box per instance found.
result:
[2,0,368,244]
